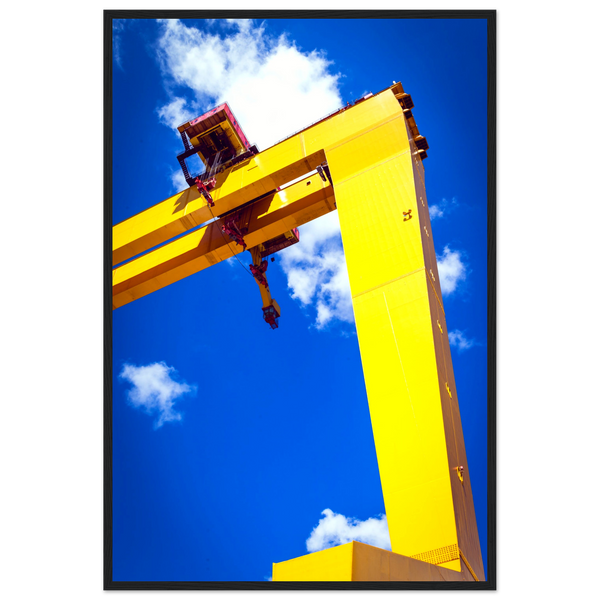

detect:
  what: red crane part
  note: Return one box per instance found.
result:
[250,260,269,289]
[221,217,247,250]
[195,177,215,207]
[262,305,279,329]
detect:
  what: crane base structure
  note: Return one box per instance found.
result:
[112,81,485,582]
[273,541,479,582]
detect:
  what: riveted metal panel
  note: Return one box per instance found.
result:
[425,251,485,581]
[408,122,444,307]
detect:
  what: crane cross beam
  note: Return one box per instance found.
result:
[112,175,334,309]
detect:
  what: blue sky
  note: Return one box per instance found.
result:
[112,17,488,582]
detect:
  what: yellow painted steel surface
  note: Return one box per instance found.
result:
[113,149,327,265]
[325,91,460,569]
[112,175,334,308]
[273,542,354,582]
[112,85,484,580]
[273,542,477,582]
[250,246,275,309]
[113,91,399,266]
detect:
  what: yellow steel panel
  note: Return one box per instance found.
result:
[112,186,207,266]
[272,542,354,582]
[351,542,391,581]
[302,90,402,155]
[273,542,472,582]
[350,272,458,565]
[326,133,421,297]
[324,117,409,185]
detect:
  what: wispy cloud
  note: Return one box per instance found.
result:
[113,20,127,71]
[436,246,467,296]
[448,329,476,352]
[306,509,391,553]
[448,329,485,353]
[119,362,197,429]
[169,167,188,193]
[429,197,458,220]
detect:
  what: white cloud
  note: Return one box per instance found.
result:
[306,509,391,553]
[119,362,196,429]
[429,204,443,220]
[448,329,476,352]
[277,211,354,329]
[436,245,467,296]
[113,20,127,71]
[429,197,458,220]
[222,19,253,33]
[157,96,192,131]
[154,18,343,151]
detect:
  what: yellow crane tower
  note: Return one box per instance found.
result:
[112,81,485,582]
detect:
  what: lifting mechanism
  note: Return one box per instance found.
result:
[249,246,280,330]
[175,103,304,329]
[249,257,269,289]
[221,216,247,251]
[194,176,215,207]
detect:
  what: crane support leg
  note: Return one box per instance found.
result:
[322,102,484,579]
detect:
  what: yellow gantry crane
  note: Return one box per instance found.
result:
[112,82,485,582]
